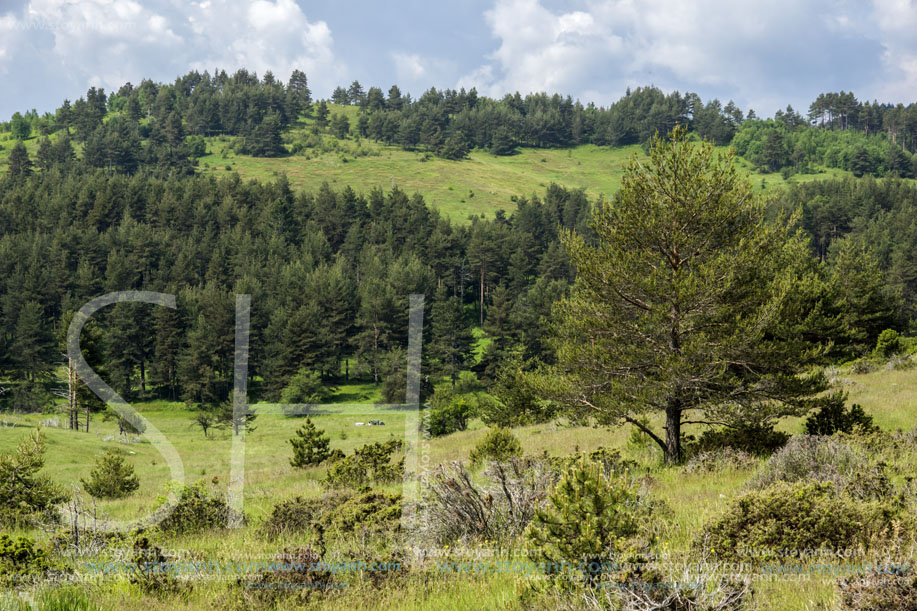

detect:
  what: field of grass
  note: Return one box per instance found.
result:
[1,360,916,609]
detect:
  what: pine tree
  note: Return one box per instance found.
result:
[287,69,312,117]
[526,457,638,584]
[11,302,55,383]
[81,449,140,499]
[540,127,836,463]
[315,101,330,128]
[0,431,68,526]
[429,284,474,387]
[6,141,32,179]
[289,417,332,467]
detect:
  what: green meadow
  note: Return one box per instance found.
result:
[1,361,916,609]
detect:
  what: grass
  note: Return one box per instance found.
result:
[2,360,916,609]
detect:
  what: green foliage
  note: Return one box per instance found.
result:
[805,396,877,436]
[321,490,401,533]
[0,430,68,527]
[469,427,522,467]
[156,481,239,535]
[0,533,50,586]
[81,448,140,499]
[289,417,334,468]
[323,439,404,488]
[876,328,902,357]
[702,481,881,560]
[526,458,640,578]
[280,369,332,404]
[483,360,558,427]
[541,126,834,463]
[686,423,790,457]
[424,396,473,437]
[259,491,347,538]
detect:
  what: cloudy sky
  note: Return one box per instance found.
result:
[1,0,915,121]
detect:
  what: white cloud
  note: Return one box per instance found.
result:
[0,0,338,116]
[392,52,426,80]
[460,0,900,114]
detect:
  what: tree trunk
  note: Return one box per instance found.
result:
[664,397,682,464]
[479,264,485,326]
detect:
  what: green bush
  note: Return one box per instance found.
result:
[156,481,240,535]
[805,399,877,436]
[469,428,522,467]
[424,397,473,437]
[702,482,879,559]
[0,430,68,527]
[482,362,558,427]
[526,458,640,584]
[875,328,901,357]
[280,369,332,404]
[321,490,401,533]
[289,417,335,468]
[0,533,51,586]
[260,490,351,538]
[751,434,849,486]
[685,423,790,457]
[81,448,140,499]
[324,440,404,488]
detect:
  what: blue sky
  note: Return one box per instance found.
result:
[1,0,915,121]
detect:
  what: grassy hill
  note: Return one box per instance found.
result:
[0,103,858,222]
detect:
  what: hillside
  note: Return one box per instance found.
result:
[0,108,856,221]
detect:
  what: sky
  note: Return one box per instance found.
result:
[0,0,915,121]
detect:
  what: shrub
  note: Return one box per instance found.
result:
[0,533,51,586]
[702,482,879,559]
[241,546,332,605]
[0,430,68,527]
[875,328,901,357]
[837,573,917,610]
[155,481,241,535]
[81,449,140,499]
[260,491,350,539]
[324,440,403,488]
[289,418,334,468]
[526,458,640,585]
[321,490,401,533]
[850,358,876,374]
[129,534,185,596]
[469,428,522,467]
[747,435,891,500]
[481,362,558,427]
[805,399,877,436]
[424,457,557,544]
[685,423,790,457]
[425,396,473,437]
[280,369,332,404]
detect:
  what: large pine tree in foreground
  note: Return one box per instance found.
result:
[540,126,838,463]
